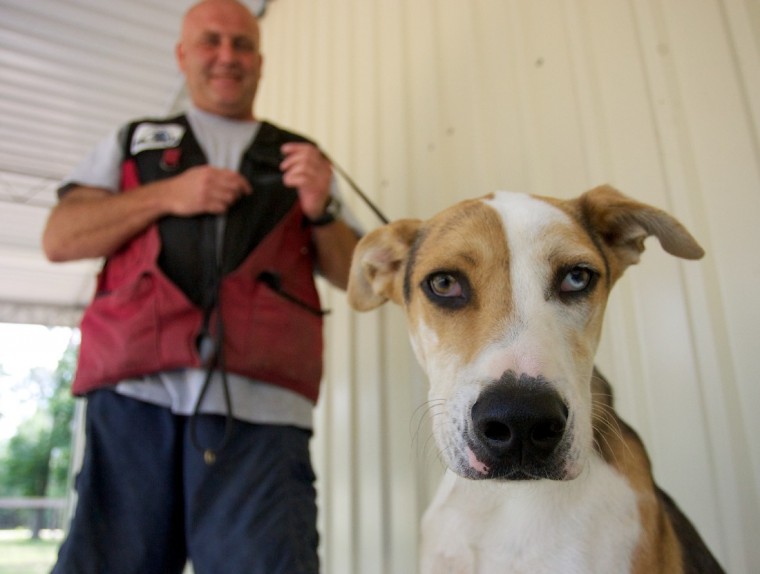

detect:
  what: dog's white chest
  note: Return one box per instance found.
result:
[420,456,641,574]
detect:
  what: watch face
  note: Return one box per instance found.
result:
[308,197,341,226]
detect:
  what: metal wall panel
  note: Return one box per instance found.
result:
[257,1,760,573]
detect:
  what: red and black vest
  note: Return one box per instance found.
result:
[72,115,324,403]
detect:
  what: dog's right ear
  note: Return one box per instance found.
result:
[347,219,422,311]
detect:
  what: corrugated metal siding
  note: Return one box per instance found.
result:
[257,1,759,573]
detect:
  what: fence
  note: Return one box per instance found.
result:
[0,497,67,536]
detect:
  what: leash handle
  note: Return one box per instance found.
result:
[321,151,390,225]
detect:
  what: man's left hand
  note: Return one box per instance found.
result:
[280,142,333,220]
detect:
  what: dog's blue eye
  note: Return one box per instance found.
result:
[559,267,594,293]
[429,273,462,297]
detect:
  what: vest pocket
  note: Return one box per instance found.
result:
[75,272,161,392]
[222,275,323,402]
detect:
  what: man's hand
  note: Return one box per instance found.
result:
[166,165,252,216]
[279,142,333,219]
[279,142,360,290]
[42,165,252,262]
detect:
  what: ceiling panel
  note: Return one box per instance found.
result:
[0,0,205,325]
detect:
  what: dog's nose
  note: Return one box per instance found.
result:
[471,380,567,464]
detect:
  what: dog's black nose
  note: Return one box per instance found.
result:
[471,377,568,465]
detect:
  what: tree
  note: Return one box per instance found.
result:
[0,338,77,537]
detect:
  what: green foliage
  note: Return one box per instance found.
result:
[0,340,77,499]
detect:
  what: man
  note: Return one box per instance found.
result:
[43,1,359,572]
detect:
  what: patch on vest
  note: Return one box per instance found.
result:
[131,123,186,155]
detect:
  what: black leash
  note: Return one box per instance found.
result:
[190,309,235,466]
[190,213,235,465]
[321,150,390,225]
[189,151,388,464]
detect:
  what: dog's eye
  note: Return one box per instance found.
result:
[429,273,462,297]
[559,266,597,296]
[423,272,470,309]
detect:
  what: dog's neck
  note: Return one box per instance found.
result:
[590,369,685,572]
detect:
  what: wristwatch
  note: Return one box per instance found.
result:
[308,196,341,227]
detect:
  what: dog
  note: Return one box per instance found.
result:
[347,185,724,573]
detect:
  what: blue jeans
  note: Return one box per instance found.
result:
[52,390,319,574]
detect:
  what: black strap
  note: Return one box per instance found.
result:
[189,313,235,466]
[190,214,234,465]
[199,215,220,330]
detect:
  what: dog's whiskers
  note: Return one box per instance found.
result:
[410,400,447,466]
[591,396,634,465]
[419,423,444,466]
[410,399,446,440]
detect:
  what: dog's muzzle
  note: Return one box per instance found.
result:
[466,372,570,481]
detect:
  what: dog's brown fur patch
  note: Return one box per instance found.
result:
[404,199,513,369]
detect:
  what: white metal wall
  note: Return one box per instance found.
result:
[256,1,760,573]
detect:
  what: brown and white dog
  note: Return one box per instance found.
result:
[347,186,724,574]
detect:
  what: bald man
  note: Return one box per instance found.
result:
[45,1,358,572]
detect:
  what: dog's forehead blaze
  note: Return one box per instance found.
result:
[490,192,611,364]
[500,193,611,290]
[406,198,512,369]
[405,192,613,373]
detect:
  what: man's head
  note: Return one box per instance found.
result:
[177,0,263,120]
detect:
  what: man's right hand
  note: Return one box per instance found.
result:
[166,165,252,216]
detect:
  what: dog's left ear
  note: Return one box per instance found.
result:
[347,219,422,311]
[579,185,705,270]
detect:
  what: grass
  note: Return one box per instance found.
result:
[0,529,62,574]
[0,530,200,573]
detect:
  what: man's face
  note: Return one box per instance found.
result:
[176,1,263,120]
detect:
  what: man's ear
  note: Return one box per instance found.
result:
[347,219,422,311]
[578,185,704,274]
[175,42,186,73]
